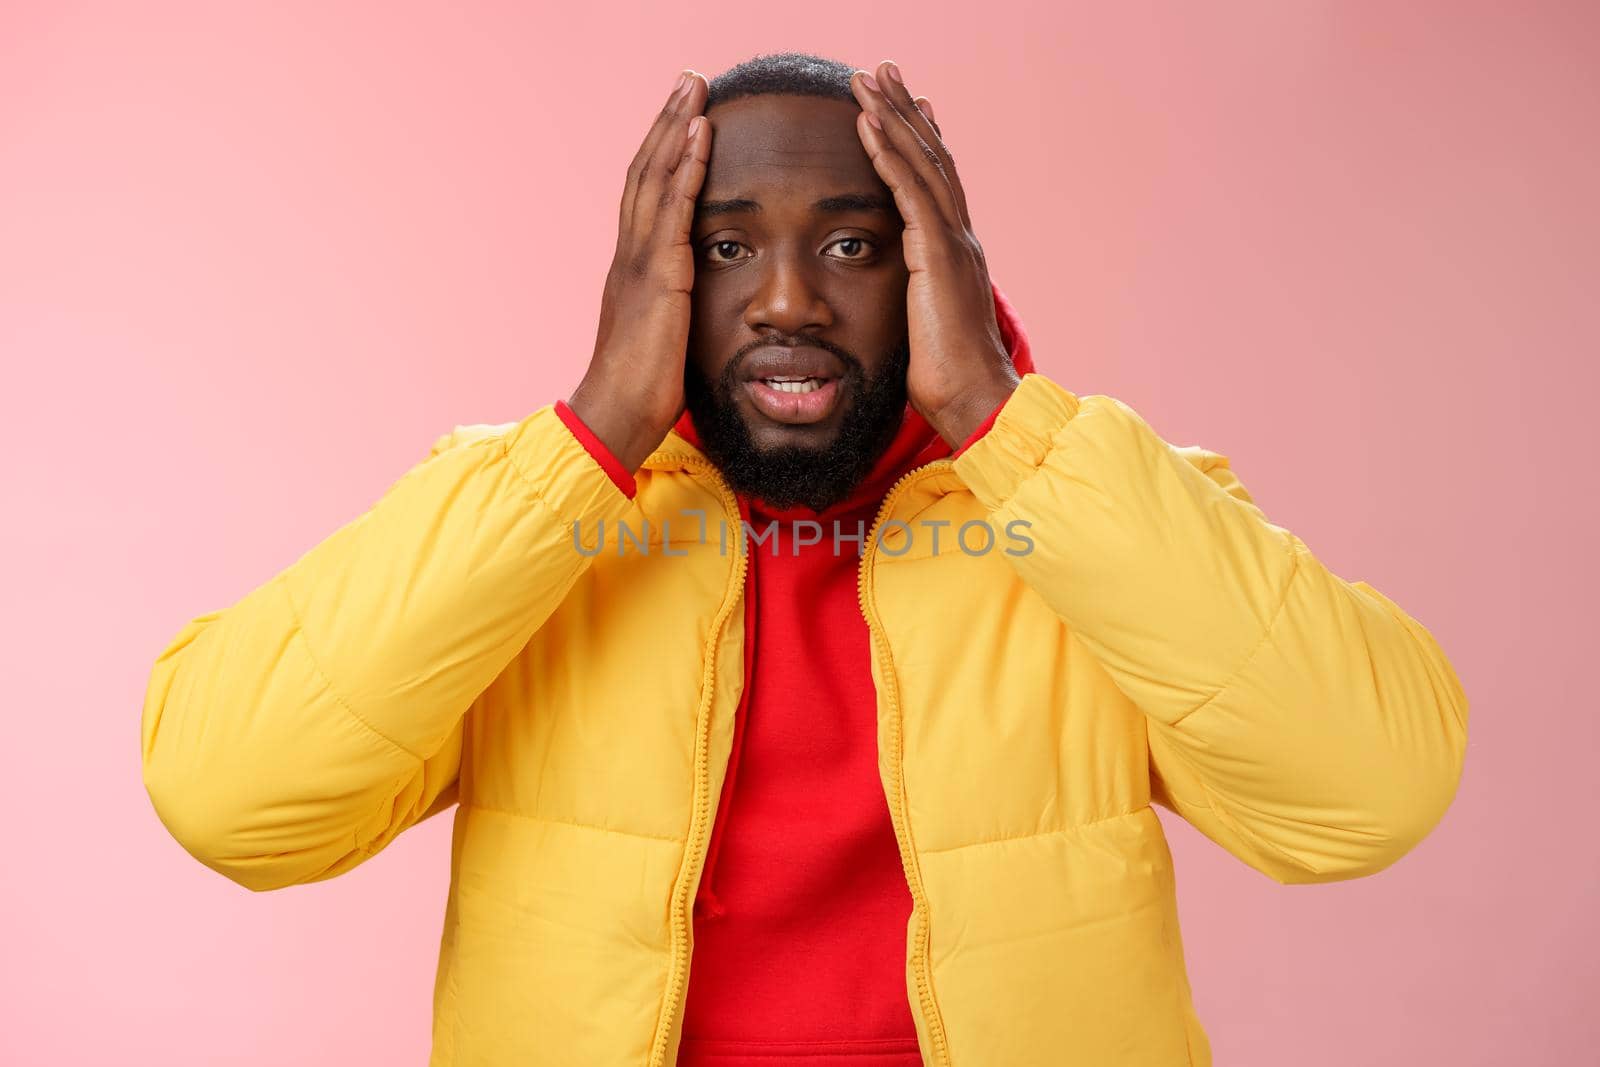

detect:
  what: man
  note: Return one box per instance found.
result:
[141,52,1470,1067]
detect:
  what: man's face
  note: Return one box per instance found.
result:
[686,93,911,512]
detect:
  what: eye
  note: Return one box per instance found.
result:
[703,239,750,264]
[824,236,875,261]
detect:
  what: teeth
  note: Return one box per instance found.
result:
[763,378,824,394]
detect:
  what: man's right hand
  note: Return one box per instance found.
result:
[568,70,712,475]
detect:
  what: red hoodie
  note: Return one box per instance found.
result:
[555,283,1033,1066]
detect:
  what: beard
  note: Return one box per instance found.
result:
[684,334,912,513]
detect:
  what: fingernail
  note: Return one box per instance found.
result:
[865,110,882,130]
[674,71,690,94]
[885,62,903,85]
[919,98,936,121]
[859,71,879,93]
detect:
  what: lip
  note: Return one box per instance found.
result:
[744,377,842,424]
[739,344,846,382]
[738,344,847,426]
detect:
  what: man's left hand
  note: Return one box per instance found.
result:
[851,59,1020,448]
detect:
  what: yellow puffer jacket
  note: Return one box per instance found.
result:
[141,372,1469,1066]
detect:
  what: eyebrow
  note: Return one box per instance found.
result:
[694,192,897,221]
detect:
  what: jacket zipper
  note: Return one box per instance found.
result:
[857,459,957,1067]
[647,454,751,1067]
[646,452,957,1067]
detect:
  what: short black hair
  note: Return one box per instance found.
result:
[706,51,860,110]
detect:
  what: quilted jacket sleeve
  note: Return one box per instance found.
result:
[141,406,633,892]
[952,373,1470,884]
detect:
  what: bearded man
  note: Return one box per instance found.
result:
[141,51,1469,1067]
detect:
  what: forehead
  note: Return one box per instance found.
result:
[701,94,885,203]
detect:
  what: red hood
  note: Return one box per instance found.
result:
[671,280,1034,519]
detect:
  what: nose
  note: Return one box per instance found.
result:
[743,246,834,336]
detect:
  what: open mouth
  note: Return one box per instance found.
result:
[740,346,847,425]
[759,376,829,394]
[744,375,842,424]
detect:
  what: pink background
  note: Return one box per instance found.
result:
[3,3,1595,1064]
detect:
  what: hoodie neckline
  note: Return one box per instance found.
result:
[667,280,1033,522]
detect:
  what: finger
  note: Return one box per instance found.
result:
[662,115,713,250]
[911,96,955,197]
[622,70,702,231]
[852,105,951,247]
[878,61,971,230]
[630,72,707,235]
[626,70,705,230]
[851,69,963,231]
[877,62,952,175]
[621,71,691,227]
